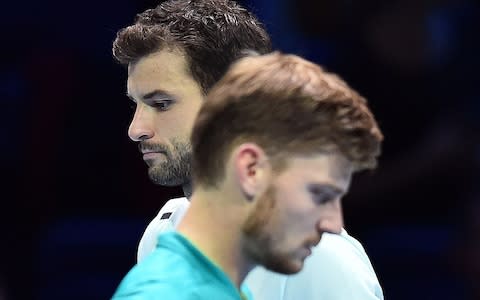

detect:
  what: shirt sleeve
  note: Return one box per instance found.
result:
[282,229,384,300]
[136,197,190,262]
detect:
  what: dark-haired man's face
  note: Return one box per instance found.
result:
[126,48,204,186]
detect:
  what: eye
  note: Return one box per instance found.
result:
[153,100,174,111]
[312,193,334,205]
[308,186,335,205]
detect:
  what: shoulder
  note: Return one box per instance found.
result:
[188,284,241,300]
[283,230,384,299]
[153,197,190,222]
[113,247,203,300]
[244,266,288,300]
[146,197,190,228]
[313,229,374,268]
[137,197,190,262]
[246,230,384,300]
[113,272,237,300]
[112,283,205,300]
[112,281,180,300]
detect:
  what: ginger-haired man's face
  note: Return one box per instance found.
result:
[127,48,204,186]
[242,153,352,274]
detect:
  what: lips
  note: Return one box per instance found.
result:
[142,151,166,160]
[141,150,161,155]
[311,239,321,248]
[138,142,168,155]
[304,237,321,250]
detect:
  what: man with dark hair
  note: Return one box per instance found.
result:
[113,51,384,299]
[112,1,384,299]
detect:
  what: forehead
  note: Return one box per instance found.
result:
[276,153,353,192]
[127,48,197,97]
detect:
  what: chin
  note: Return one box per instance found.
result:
[279,265,302,275]
[285,260,304,274]
[263,256,304,275]
[148,169,183,186]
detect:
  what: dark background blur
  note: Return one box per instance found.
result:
[1,0,479,299]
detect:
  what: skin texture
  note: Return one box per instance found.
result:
[241,152,352,274]
[127,48,204,193]
[178,143,353,287]
[124,47,359,290]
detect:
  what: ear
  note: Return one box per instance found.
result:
[232,143,270,201]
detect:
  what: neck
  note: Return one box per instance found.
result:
[176,188,254,288]
[182,180,193,199]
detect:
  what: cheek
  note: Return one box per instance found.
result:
[280,197,318,238]
[183,106,203,130]
[174,103,202,130]
[280,189,312,218]
[243,190,276,236]
[153,112,191,139]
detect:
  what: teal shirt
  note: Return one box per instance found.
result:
[112,232,251,300]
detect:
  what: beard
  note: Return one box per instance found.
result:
[140,139,192,187]
[242,184,302,274]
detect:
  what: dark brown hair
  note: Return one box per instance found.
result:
[112,0,272,92]
[191,52,384,187]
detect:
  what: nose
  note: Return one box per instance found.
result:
[316,200,344,235]
[128,103,154,142]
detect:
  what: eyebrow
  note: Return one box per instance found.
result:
[308,183,346,196]
[127,89,173,103]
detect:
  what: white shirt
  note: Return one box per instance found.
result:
[137,197,384,300]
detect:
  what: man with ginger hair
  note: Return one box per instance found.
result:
[112,51,384,299]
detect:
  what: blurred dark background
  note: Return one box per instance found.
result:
[1,0,479,299]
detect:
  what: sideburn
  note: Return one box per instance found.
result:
[242,185,276,236]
